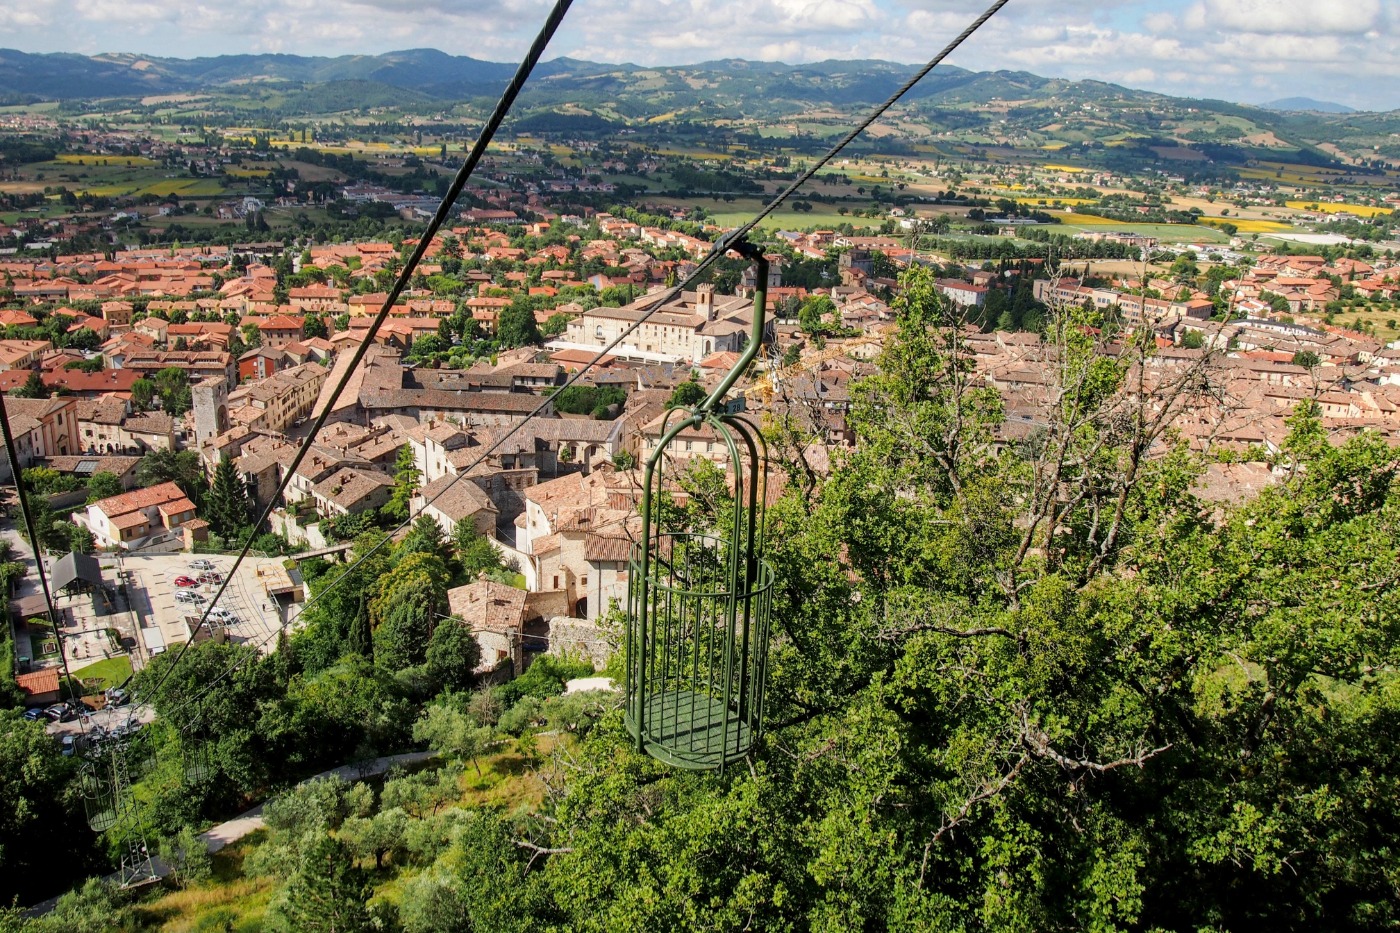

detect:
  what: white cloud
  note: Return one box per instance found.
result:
[1195,0,1383,36]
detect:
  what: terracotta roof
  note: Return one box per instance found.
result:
[360,388,543,413]
[123,412,174,435]
[312,467,394,510]
[585,532,635,563]
[91,481,191,521]
[15,668,59,697]
[42,454,141,477]
[260,314,304,331]
[447,579,526,633]
[41,369,142,394]
[417,473,499,523]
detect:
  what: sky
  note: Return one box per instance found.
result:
[1,0,1396,111]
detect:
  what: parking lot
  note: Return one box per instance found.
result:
[116,552,294,659]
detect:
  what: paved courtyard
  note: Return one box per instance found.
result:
[114,551,296,661]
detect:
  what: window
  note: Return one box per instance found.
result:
[580,575,588,586]
[553,576,560,589]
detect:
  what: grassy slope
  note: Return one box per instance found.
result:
[131,737,556,931]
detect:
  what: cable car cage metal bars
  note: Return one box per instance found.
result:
[626,243,775,771]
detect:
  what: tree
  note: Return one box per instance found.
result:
[153,366,193,416]
[348,591,372,661]
[372,555,447,670]
[405,333,448,362]
[454,520,504,579]
[425,619,480,693]
[295,532,392,673]
[136,449,206,507]
[398,868,474,933]
[666,379,707,410]
[340,807,410,871]
[63,523,95,555]
[23,466,79,496]
[66,327,101,352]
[12,371,47,398]
[82,471,123,505]
[541,312,573,337]
[549,384,626,418]
[272,835,373,933]
[34,878,131,932]
[382,444,419,524]
[434,267,1400,931]
[399,513,451,565]
[1169,252,1199,280]
[798,294,839,335]
[0,710,95,904]
[129,377,156,410]
[1292,349,1321,368]
[413,703,494,776]
[302,314,328,340]
[160,825,213,889]
[497,301,541,348]
[206,455,252,539]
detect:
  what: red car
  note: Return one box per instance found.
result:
[198,572,224,585]
[174,575,199,587]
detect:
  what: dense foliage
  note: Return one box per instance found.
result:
[13,270,1400,931]
[329,269,1399,931]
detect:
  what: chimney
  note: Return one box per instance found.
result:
[697,283,715,321]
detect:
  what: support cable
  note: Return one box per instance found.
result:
[0,393,87,733]
[152,0,1015,727]
[127,0,577,725]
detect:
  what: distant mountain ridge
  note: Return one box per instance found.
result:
[2,47,1398,165]
[1262,97,1356,114]
[0,46,1149,106]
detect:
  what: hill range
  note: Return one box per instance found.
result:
[1,48,1397,163]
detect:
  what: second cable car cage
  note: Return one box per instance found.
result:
[625,244,775,771]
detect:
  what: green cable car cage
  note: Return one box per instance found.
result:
[626,244,775,771]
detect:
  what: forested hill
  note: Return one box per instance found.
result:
[3,46,1399,160]
[0,46,1151,108]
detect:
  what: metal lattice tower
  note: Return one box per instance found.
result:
[79,734,157,888]
[625,245,776,771]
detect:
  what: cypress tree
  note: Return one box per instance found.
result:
[348,590,372,661]
[207,454,251,539]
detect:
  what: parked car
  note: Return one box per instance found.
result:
[44,704,75,723]
[198,572,224,586]
[22,707,43,721]
[105,688,129,707]
[60,735,75,756]
[174,575,199,588]
[208,607,237,624]
[189,559,215,571]
[175,591,207,606]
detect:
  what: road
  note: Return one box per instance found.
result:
[2,524,47,606]
[48,701,157,738]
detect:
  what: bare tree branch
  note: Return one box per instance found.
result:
[1019,710,1172,773]
[919,752,1031,888]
